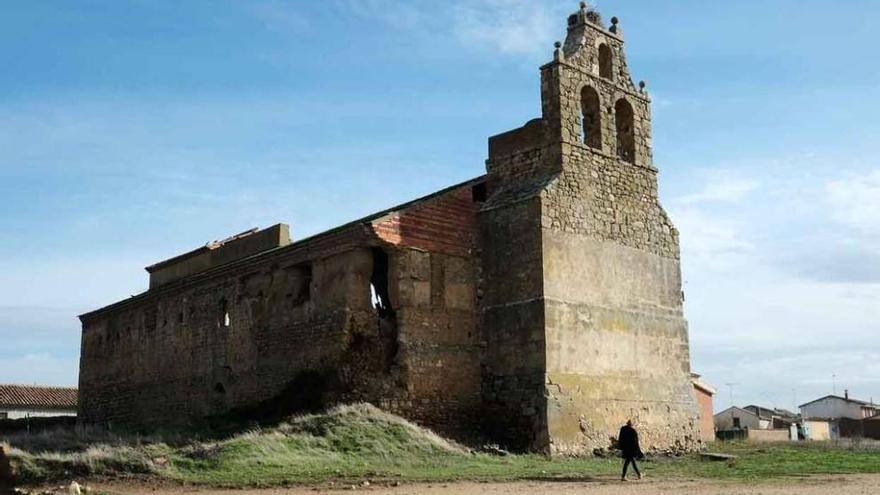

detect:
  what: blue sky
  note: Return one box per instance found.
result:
[1,0,878,413]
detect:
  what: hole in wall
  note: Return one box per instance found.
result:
[214,383,226,394]
[471,182,488,202]
[370,248,392,316]
[218,298,230,328]
[285,263,312,308]
[370,247,399,371]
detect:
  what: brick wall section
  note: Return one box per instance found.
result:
[694,386,715,442]
[371,184,479,257]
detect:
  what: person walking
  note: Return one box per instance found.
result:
[618,420,643,481]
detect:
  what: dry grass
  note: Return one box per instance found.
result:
[3,406,880,487]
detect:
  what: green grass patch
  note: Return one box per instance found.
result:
[4,404,880,487]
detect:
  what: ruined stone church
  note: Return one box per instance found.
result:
[79,4,700,455]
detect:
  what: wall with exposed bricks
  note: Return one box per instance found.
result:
[79,181,483,435]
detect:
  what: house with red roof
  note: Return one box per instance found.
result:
[0,384,78,420]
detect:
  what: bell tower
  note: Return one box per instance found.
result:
[479,2,699,455]
[542,2,652,168]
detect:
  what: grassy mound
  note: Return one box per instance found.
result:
[170,404,471,485]
[3,404,494,485]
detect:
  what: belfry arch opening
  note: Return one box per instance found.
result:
[580,86,602,149]
[598,43,613,80]
[615,98,635,163]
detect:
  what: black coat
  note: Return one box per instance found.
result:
[618,425,643,459]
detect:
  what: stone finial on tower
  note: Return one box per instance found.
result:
[553,41,564,62]
[609,16,622,37]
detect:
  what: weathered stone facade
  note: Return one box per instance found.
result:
[79,183,484,435]
[79,4,699,455]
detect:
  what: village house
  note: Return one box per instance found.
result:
[691,373,716,442]
[714,405,795,442]
[743,405,799,429]
[714,406,761,431]
[800,391,879,420]
[0,384,78,420]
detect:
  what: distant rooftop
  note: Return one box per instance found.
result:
[0,384,78,410]
[690,373,717,395]
[744,404,798,419]
[799,394,877,408]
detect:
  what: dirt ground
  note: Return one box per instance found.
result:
[81,474,880,495]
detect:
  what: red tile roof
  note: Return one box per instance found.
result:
[0,384,78,410]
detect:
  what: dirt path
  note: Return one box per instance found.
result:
[86,474,880,495]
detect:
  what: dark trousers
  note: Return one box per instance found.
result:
[622,456,641,479]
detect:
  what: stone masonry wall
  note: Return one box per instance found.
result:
[536,7,700,455]
[478,109,560,452]
[475,4,700,455]
[78,245,375,429]
[79,181,483,436]
[478,196,548,451]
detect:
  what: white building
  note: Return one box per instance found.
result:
[799,391,878,420]
[743,405,799,428]
[0,384,77,420]
[714,406,762,430]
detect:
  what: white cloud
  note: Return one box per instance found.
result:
[451,0,560,56]
[677,170,759,204]
[826,169,880,235]
[672,207,752,269]
[669,161,880,411]
[334,0,565,57]
[667,169,757,269]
